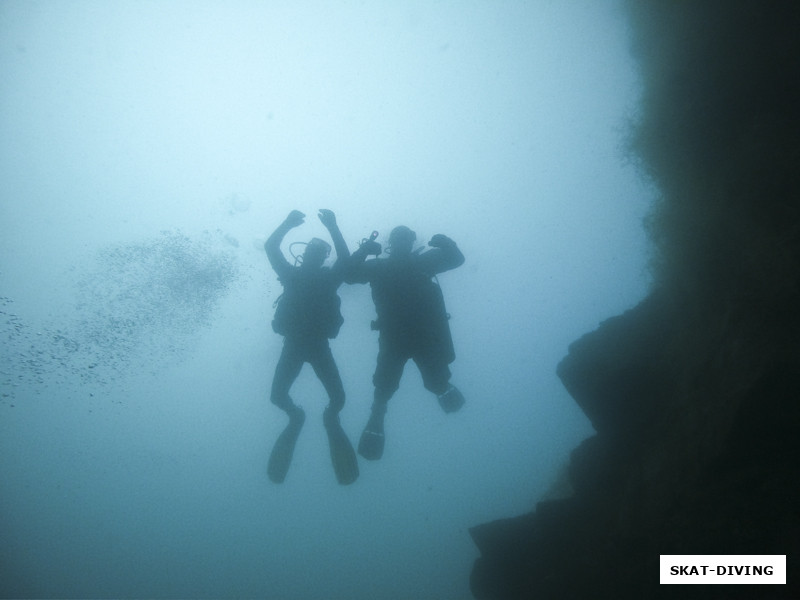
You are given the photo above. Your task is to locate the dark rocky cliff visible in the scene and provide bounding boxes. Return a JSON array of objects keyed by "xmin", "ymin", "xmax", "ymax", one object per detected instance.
[{"xmin": 469, "ymin": 2, "xmax": 800, "ymax": 598}]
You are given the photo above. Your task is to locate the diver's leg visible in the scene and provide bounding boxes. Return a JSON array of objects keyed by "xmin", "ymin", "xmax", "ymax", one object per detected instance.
[
  {"xmin": 359, "ymin": 339, "xmax": 405, "ymax": 460},
  {"xmin": 308, "ymin": 341, "xmax": 359, "ymax": 484},
  {"xmin": 372, "ymin": 336, "xmax": 405, "ymax": 407},
  {"xmin": 267, "ymin": 339, "xmax": 307, "ymax": 483},
  {"xmin": 361, "ymin": 388, "xmax": 393, "ymax": 440},
  {"xmin": 415, "ymin": 352, "xmax": 464, "ymax": 414},
  {"xmin": 309, "ymin": 340, "xmax": 346, "ymax": 414},
  {"xmin": 270, "ymin": 340, "xmax": 305, "ymax": 417}
]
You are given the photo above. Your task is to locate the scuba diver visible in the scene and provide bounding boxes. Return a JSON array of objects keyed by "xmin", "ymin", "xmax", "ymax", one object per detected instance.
[
  {"xmin": 347, "ymin": 225, "xmax": 466, "ymax": 460},
  {"xmin": 264, "ymin": 209, "xmax": 358, "ymax": 485}
]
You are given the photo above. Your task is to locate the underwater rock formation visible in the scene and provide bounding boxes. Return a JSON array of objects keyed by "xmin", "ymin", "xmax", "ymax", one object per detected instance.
[{"xmin": 469, "ymin": 1, "xmax": 800, "ymax": 598}]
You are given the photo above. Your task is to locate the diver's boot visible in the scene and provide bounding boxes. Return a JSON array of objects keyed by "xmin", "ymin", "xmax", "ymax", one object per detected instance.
[
  {"xmin": 358, "ymin": 402, "xmax": 386, "ymax": 461},
  {"xmin": 437, "ymin": 384, "xmax": 465, "ymax": 413}
]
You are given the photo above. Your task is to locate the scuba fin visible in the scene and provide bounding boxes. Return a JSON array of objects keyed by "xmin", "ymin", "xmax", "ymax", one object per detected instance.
[
  {"xmin": 323, "ymin": 408, "xmax": 359, "ymax": 485},
  {"xmin": 267, "ymin": 407, "xmax": 306, "ymax": 483},
  {"xmin": 358, "ymin": 429, "xmax": 385, "ymax": 461}
]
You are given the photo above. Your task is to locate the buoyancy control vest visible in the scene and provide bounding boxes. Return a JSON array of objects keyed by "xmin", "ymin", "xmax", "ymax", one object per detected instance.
[
  {"xmin": 370, "ymin": 260, "xmax": 455, "ymax": 362},
  {"xmin": 272, "ymin": 267, "xmax": 344, "ymax": 339}
]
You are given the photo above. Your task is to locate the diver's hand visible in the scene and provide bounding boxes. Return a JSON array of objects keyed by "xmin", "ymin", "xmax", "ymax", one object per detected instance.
[
  {"xmin": 360, "ymin": 240, "xmax": 382, "ymax": 256},
  {"xmin": 284, "ymin": 210, "xmax": 305, "ymax": 228},
  {"xmin": 428, "ymin": 234, "xmax": 455, "ymax": 248},
  {"xmin": 318, "ymin": 209, "xmax": 337, "ymax": 229}
]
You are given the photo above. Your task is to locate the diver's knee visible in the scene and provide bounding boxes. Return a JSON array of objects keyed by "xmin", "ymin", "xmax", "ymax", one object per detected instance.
[
  {"xmin": 270, "ymin": 390, "xmax": 292, "ymax": 410},
  {"xmin": 327, "ymin": 393, "xmax": 345, "ymax": 413}
]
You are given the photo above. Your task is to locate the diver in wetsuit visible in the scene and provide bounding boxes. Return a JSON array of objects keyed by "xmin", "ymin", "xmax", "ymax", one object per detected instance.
[
  {"xmin": 347, "ymin": 225, "xmax": 466, "ymax": 460},
  {"xmin": 265, "ymin": 209, "xmax": 358, "ymax": 484}
]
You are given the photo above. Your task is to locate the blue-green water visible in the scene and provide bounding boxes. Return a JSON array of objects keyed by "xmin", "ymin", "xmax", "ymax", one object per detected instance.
[{"xmin": 0, "ymin": 2, "xmax": 651, "ymax": 598}]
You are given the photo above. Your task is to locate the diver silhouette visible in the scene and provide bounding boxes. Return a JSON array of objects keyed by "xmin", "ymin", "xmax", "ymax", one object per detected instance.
[
  {"xmin": 347, "ymin": 225, "xmax": 466, "ymax": 460},
  {"xmin": 264, "ymin": 209, "xmax": 358, "ymax": 485}
]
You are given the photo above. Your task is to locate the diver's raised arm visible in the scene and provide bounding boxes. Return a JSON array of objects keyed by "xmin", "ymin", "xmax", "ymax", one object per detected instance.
[
  {"xmin": 266, "ymin": 210, "xmax": 305, "ymax": 277},
  {"xmin": 318, "ymin": 209, "xmax": 349, "ymax": 264},
  {"xmin": 420, "ymin": 234, "xmax": 465, "ymax": 274}
]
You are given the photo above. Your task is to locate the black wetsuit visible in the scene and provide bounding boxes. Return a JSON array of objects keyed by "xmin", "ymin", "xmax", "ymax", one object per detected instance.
[
  {"xmin": 266, "ymin": 227, "xmax": 348, "ymax": 413},
  {"xmin": 348, "ymin": 241, "xmax": 464, "ymax": 399}
]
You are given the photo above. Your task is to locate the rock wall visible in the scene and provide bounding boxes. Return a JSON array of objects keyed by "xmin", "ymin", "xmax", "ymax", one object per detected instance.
[{"xmin": 469, "ymin": 2, "xmax": 800, "ymax": 598}]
